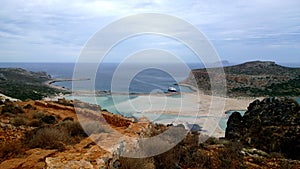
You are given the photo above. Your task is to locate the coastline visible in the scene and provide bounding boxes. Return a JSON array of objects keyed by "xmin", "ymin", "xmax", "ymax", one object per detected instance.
[
  {"xmin": 60, "ymin": 89, "xmax": 255, "ymax": 138},
  {"xmin": 178, "ymin": 82, "xmax": 199, "ymax": 92},
  {"xmin": 45, "ymin": 78, "xmax": 90, "ymax": 92},
  {"xmin": 44, "ymin": 77, "xmax": 268, "ymax": 138}
]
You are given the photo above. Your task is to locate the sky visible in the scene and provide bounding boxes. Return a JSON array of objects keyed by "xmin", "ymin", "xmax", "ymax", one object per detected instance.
[{"xmin": 0, "ymin": 0, "xmax": 300, "ymax": 64}]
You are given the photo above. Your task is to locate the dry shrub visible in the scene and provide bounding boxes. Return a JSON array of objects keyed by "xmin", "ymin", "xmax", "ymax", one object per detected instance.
[
  {"xmin": 27, "ymin": 119, "xmax": 43, "ymax": 127},
  {"xmin": 59, "ymin": 121, "xmax": 87, "ymax": 137},
  {"xmin": 218, "ymin": 142, "xmax": 244, "ymax": 168},
  {"xmin": 33, "ymin": 111, "xmax": 46, "ymax": 119},
  {"xmin": 1, "ymin": 101, "xmax": 25, "ymax": 114},
  {"xmin": 270, "ymin": 152, "xmax": 284, "ymax": 159},
  {"xmin": 11, "ymin": 116, "xmax": 28, "ymax": 127},
  {"xmin": 62, "ymin": 117, "xmax": 74, "ymax": 122},
  {"xmin": 24, "ymin": 121, "xmax": 88, "ymax": 151},
  {"xmin": 204, "ymin": 137, "xmax": 220, "ymax": 145},
  {"xmin": 0, "ymin": 141, "xmax": 25, "ymax": 162},
  {"xmin": 41, "ymin": 114, "xmax": 57, "ymax": 124},
  {"xmin": 119, "ymin": 157, "xmax": 155, "ymax": 169},
  {"xmin": 25, "ymin": 127, "xmax": 69, "ymax": 150}
]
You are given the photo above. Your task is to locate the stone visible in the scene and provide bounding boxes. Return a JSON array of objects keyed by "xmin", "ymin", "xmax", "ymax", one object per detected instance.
[
  {"xmin": 0, "ymin": 149, "xmax": 56, "ymax": 169},
  {"xmin": 46, "ymin": 158, "xmax": 94, "ymax": 169},
  {"xmin": 225, "ymin": 97, "xmax": 300, "ymax": 160}
]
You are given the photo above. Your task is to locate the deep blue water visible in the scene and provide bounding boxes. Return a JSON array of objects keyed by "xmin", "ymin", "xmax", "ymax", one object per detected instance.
[{"xmin": 0, "ymin": 62, "xmax": 202, "ymax": 93}]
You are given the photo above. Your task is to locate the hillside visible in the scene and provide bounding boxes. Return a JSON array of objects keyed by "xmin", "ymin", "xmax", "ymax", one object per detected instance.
[
  {"xmin": 183, "ymin": 61, "xmax": 300, "ymax": 97},
  {"xmin": 0, "ymin": 98, "xmax": 300, "ymax": 168},
  {"xmin": 0, "ymin": 68, "xmax": 67, "ymax": 100}
]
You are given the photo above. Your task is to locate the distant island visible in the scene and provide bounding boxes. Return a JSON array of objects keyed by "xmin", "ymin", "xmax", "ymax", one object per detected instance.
[{"xmin": 183, "ymin": 61, "xmax": 300, "ymax": 97}]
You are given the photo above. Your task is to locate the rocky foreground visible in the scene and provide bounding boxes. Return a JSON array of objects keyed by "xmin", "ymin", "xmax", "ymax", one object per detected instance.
[
  {"xmin": 226, "ymin": 97, "xmax": 300, "ymax": 160},
  {"xmin": 0, "ymin": 97, "xmax": 300, "ymax": 168}
]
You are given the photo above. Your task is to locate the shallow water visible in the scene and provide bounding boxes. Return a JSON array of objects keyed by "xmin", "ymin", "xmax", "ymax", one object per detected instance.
[{"xmin": 67, "ymin": 95, "xmax": 300, "ymax": 132}]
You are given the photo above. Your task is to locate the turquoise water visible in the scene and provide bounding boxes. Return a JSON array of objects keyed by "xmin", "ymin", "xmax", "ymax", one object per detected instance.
[
  {"xmin": 66, "ymin": 95, "xmax": 138, "ymax": 115},
  {"xmin": 69, "ymin": 95, "xmax": 300, "ymax": 132},
  {"xmin": 68, "ymin": 94, "xmax": 208, "ymax": 123}
]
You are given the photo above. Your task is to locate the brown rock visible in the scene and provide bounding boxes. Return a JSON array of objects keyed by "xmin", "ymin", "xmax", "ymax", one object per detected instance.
[
  {"xmin": 0, "ymin": 149, "xmax": 56, "ymax": 169},
  {"xmin": 0, "ymin": 158, "xmax": 25, "ymax": 169}
]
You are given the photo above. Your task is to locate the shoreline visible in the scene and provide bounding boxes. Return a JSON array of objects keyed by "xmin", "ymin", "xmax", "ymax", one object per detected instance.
[
  {"xmin": 58, "ymin": 90, "xmax": 256, "ymax": 138},
  {"xmin": 45, "ymin": 78, "xmax": 90, "ymax": 92}
]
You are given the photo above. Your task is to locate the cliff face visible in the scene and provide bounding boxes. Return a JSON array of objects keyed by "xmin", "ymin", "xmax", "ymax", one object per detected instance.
[
  {"xmin": 184, "ymin": 61, "xmax": 300, "ymax": 96},
  {"xmin": 226, "ymin": 97, "xmax": 300, "ymax": 160}
]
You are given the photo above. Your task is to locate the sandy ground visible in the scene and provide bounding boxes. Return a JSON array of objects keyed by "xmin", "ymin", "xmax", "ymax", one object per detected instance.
[
  {"xmin": 46, "ymin": 80, "xmax": 259, "ymax": 138},
  {"xmin": 99, "ymin": 91, "xmax": 259, "ymax": 138}
]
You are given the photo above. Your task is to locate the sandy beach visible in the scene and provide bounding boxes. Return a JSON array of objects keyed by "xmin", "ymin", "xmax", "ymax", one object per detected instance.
[
  {"xmin": 109, "ymin": 91, "xmax": 257, "ymax": 138},
  {"xmin": 45, "ymin": 76, "xmax": 259, "ymax": 138},
  {"xmin": 64, "ymin": 88, "xmax": 258, "ymax": 138}
]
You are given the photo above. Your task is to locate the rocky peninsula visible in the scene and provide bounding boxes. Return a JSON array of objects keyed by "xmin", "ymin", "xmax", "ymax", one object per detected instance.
[{"xmin": 183, "ymin": 61, "xmax": 300, "ymax": 97}]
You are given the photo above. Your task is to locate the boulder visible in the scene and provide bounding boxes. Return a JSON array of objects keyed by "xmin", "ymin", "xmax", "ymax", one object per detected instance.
[{"xmin": 225, "ymin": 97, "xmax": 300, "ymax": 160}]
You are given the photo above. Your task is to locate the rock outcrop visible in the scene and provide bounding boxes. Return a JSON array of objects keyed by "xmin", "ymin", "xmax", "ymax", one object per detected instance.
[
  {"xmin": 0, "ymin": 149, "xmax": 56, "ymax": 169},
  {"xmin": 225, "ymin": 97, "xmax": 300, "ymax": 160}
]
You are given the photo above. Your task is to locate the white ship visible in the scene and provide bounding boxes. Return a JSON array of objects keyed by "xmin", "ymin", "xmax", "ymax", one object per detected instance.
[{"xmin": 168, "ymin": 87, "xmax": 177, "ymax": 92}]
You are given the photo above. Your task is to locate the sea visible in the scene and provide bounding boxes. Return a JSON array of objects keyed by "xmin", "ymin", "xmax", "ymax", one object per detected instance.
[
  {"xmin": 1, "ymin": 62, "xmax": 299, "ymax": 132},
  {"xmin": 0, "ymin": 62, "xmax": 200, "ymax": 93}
]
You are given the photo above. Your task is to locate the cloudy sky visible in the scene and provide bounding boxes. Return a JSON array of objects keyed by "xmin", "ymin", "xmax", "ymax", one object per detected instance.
[{"xmin": 0, "ymin": 0, "xmax": 299, "ymax": 64}]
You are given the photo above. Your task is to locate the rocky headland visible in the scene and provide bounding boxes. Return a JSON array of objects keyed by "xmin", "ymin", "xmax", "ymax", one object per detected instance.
[
  {"xmin": 0, "ymin": 68, "xmax": 69, "ymax": 101},
  {"xmin": 183, "ymin": 61, "xmax": 300, "ymax": 97}
]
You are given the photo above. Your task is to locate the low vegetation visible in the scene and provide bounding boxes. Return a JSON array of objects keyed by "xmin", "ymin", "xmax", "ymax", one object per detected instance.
[
  {"xmin": 0, "ymin": 68, "xmax": 69, "ymax": 100},
  {"xmin": 118, "ymin": 131, "xmax": 245, "ymax": 169}
]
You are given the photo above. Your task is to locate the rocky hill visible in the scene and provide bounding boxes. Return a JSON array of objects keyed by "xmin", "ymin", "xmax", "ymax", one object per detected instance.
[
  {"xmin": 226, "ymin": 97, "xmax": 300, "ymax": 160},
  {"xmin": 0, "ymin": 68, "xmax": 67, "ymax": 100},
  {"xmin": 0, "ymin": 98, "xmax": 300, "ymax": 168},
  {"xmin": 183, "ymin": 61, "xmax": 300, "ymax": 97}
]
